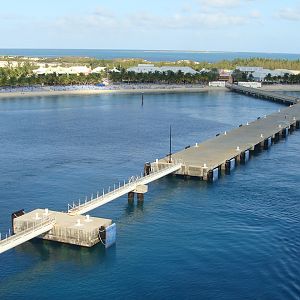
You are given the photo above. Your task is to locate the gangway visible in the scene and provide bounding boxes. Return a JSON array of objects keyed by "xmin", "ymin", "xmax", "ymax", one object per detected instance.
[
  {"xmin": 68, "ymin": 163, "xmax": 182, "ymax": 215},
  {"xmin": 0, "ymin": 217, "xmax": 55, "ymax": 254}
]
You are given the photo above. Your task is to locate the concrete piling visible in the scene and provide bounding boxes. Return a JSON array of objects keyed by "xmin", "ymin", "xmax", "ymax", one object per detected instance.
[
  {"xmin": 128, "ymin": 192, "xmax": 135, "ymax": 205},
  {"xmin": 137, "ymin": 193, "xmax": 144, "ymax": 203}
]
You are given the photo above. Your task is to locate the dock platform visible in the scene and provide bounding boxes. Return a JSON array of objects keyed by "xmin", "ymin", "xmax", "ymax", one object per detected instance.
[
  {"xmin": 13, "ymin": 209, "xmax": 112, "ymax": 247},
  {"xmin": 153, "ymin": 103, "xmax": 300, "ymax": 180}
]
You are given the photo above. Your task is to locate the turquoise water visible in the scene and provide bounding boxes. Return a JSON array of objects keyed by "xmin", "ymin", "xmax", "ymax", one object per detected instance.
[
  {"xmin": 0, "ymin": 91, "xmax": 299, "ymax": 299},
  {"xmin": 0, "ymin": 49, "xmax": 299, "ymax": 62}
]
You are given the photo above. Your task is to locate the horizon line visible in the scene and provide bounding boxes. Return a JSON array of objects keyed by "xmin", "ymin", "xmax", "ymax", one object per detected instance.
[{"xmin": 0, "ymin": 48, "xmax": 299, "ymax": 56}]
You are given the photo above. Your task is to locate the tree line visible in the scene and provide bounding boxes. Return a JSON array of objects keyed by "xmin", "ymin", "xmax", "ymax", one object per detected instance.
[
  {"xmin": 109, "ymin": 69, "xmax": 219, "ymax": 84},
  {"xmin": 0, "ymin": 65, "xmax": 103, "ymax": 87},
  {"xmin": 231, "ymin": 69, "xmax": 300, "ymax": 84}
]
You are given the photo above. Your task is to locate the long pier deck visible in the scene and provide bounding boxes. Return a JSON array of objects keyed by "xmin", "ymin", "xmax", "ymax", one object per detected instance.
[
  {"xmin": 227, "ymin": 83, "xmax": 300, "ymax": 105},
  {"xmin": 154, "ymin": 92, "xmax": 300, "ymax": 181}
]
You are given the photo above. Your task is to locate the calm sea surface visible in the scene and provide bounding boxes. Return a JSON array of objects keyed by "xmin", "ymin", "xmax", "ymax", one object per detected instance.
[
  {"xmin": 0, "ymin": 49, "xmax": 300, "ymax": 62},
  {"xmin": 0, "ymin": 91, "xmax": 299, "ymax": 299}
]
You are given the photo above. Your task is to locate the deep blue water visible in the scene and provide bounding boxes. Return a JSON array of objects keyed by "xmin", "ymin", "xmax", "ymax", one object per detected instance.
[
  {"xmin": 0, "ymin": 49, "xmax": 300, "ymax": 62},
  {"xmin": 0, "ymin": 91, "xmax": 299, "ymax": 299}
]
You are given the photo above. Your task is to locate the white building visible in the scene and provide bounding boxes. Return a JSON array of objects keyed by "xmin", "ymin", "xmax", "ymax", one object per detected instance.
[
  {"xmin": 127, "ymin": 64, "xmax": 160, "ymax": 73},
  {"xmin": 236, "ymin": 66, "xmax": 263, "ymax": 73},
  {"xmin": 238, "ymin": 82, "xmax": 262, "ymax": 88},
  {"xmin": 252, "ymin": 69, "xmax": 293, "ymax": 81},
  {"xmin": 127, "ymin": 64, "xmax": 198, "ymax": 74},
  {"xmin": 236, "ymin": 66, "xmax": 296, "ymax": 81},
  {"xmin": 109, "ymin": 67, "xmax": 121, "ymax": 73},
  {"xmin": 209, "ymin": 81, "xmax": 226, "ymax": 87},
  {"xmin": 91, "ymin": 67, "xmax": 107, "ymax": 73},
  {"xmin": 33, "ymin": 66, "xmax": 91, "ymax": 75}
]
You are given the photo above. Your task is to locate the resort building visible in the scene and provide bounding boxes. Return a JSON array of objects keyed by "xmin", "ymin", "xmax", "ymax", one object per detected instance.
[
  {"xmin": 236, "ymin": 66, "xmax": 263, "ymax": 73},
  {"xmin": 235, "ymin": 66, "xmax": 297, "ymax": 81},
  {"xmin": 109, "ymin": 67, "xmax": 121, "ymax": 73},
  {"xmin": 209, "ymin": 81, "xmax": 226, "ymax": 87},
  {"xmin": 127, "ymin": 64, "xmax": 198, "ymax": 74},
  {"xmin": 33, "ymin": 66, "xmax": 91, "ymax": 75},
  {"xmin": 91, "ymin": 67, "xmax": 107, "ymax": 73},
  {"xmin": 238, "ymin": 82, "xmax": 262, "ymax": 88},
  {"xmin": 218, "ymin": 69, "xmax": 232, "ymax": 81}
]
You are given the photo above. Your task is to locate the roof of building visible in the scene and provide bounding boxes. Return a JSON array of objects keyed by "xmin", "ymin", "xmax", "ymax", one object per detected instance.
[
  {"xmin": 236, "ymin": 66, "xmax": 263, "ymax": 72},
  {"xmin": 33, "ymin": 66, "xmax": 91, "ymax": 75},
  {"xmin": 127, "ymin": 65, "xmax": 198, "ymax": 74},
  {"xmin": 91, "ymin": 66, "xmax": 107, "ymax": 73}
]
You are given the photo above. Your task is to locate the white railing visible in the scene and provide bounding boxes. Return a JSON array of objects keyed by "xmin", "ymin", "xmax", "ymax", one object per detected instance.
[
  {"xmin": 227, "ymin": 84, "xmax": 300, "ymax": 104},
  {"xmin": 68, "ymin": 163, "xmax": 182, "ymax": 215},
  {"xmin": 0, "ymin": 216, "xmax": 56, "ymax": 254}
]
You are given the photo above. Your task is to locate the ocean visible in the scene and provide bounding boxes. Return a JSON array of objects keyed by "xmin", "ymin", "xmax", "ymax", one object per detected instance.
[
  {"xmin": 0, "ymin": 90, "xmax": 299, "ymax": 299},
  {"xmin": 0, "ymin": 49, "xmax": 300, "ymax": 62}
]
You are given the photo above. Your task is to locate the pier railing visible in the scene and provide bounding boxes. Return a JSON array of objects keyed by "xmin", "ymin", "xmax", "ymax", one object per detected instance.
[
  {"xmin": 0, "ymin": 216, "xmax": 56, "ymax": 254},
  {"xmin": 68, "ymin": 163, "xmax": 182, "ymax": 215},
  {"xmin": 226, "ymin": 83, "xmax": 300, "ymax": 105}
]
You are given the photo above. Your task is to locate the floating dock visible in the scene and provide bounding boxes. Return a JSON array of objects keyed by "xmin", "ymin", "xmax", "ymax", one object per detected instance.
[{"xmin": 13, "ymin": 209, "xmax": 112, "ymax": 248}]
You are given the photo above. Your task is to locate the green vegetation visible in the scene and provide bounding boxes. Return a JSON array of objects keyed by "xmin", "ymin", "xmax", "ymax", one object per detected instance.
[
  {"xmin": 263, "ymin": 73, "xmax": 300, "ymax": 84},
  {"xmin": 1, "ymin": 56, "xmax": 300, "ymax": 87},
  {"xmin": 110, "ymin": 69, "xmax": 218, "ymax": 84},
  {"xmin": 0, "ymin": 64, "xmax": 103, "ymax": 86}
]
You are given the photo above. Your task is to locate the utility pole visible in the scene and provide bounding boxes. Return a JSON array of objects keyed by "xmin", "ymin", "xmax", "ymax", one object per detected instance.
[{"xmin": 169, "ymin": 125, "xmax": 172, "ymax": 163}]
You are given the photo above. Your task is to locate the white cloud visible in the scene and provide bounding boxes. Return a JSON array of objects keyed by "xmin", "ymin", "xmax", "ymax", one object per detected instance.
[
  {"xmin": 54, "ymin": 7, "xmax": 249, "ymax": 32},
  {"xmin": 197, "ymin": 0, "xmax": 241, "ymax": 8},
  {"xmin": 278, "ymin": 8, "xmax": 300, "ymax": 21},
  {"xmin": 196, "ymin": 0, "xmax": 256, "ymax": 9},
  {"xmin": 249, "ymin": 10, "xmax": 261, "ymax": 19}
]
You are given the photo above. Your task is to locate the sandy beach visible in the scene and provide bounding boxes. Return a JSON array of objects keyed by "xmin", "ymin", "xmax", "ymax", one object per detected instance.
[
  {"xmin": 0, "ymin": 86, "xmax": 227, "ymax": 98},
  {"xmin": 0, "ymin": 84, "xmax": 299, "ymax": 99}
]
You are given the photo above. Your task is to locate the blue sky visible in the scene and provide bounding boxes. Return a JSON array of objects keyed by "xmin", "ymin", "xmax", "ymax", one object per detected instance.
[{"xmin": 1, "ymin": 0, "xmax": 300, "ymax": 53}]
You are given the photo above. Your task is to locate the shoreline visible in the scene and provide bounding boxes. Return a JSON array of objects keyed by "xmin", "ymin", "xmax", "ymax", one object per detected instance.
[
  {"xmin": 0, "ymin": 86, "xmax": 227, "ymax": 98},
  {"xmin": 0, "ymin": 84, "xmax": 300, "ymax": 99}
]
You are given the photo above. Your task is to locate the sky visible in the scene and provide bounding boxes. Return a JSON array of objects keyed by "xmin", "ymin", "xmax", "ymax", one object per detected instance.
[{"xmin": 1, "ymin": 0, "xmax": 300, "ymax": 53}]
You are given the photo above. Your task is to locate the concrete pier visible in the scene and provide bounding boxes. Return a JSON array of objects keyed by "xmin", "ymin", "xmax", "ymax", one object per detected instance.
[
  {"xmin": 13, "ymin": 209, "xmax": 112, "ymax": 247},
  {"xmin": 1, "ymin": 85, "xmax": 300, "ymax": 255},
  {"xmin": 227, "ymin": 83, "xmax": 299, "ymax": 105},
  {"xmin": 152, "ymin": 102, "xmax": 300, "ymax": 181}
]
